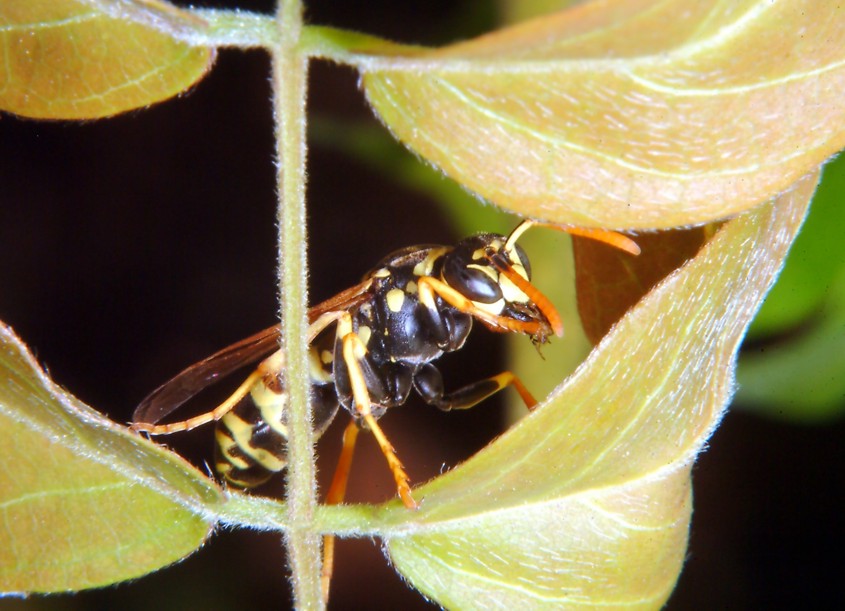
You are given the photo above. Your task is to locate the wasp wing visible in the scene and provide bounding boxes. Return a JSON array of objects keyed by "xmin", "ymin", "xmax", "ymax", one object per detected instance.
[
  {"xmin": 133, "ymin": 326, "xmax": 281, "ymax": 425},
  {"xmin": 306, "ymin": 278, "xmax": 374, "ymax": 323},
  {"xmin": 132, "ymin": 278, "xmax": 375, "ymax": 426}
]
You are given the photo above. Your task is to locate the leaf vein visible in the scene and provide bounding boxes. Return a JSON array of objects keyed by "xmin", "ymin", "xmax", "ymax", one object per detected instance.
[
  {"xmin": 0, "ymin": 481, "xmax": 131, "ymax": 511},
  {"xmin": 428, "ymin": 76, "xmax": 769, "ymax": 179},
  {"xmin": 0, "ymin": 11, "xmax": 99, "ymax": 34}
]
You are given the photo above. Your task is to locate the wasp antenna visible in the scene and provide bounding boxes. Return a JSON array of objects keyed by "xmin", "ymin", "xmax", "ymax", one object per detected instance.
[
  {"xmin": 562, "ymin": 226, "xmax": 641, "ymax": 256},
  {"xmin": 506, "ymin": 220, "xmax": 639, "ymax": 256},
  {"xmin": 504, "ymin": 219, "xmax": 537, "ymax": 252},
  {"xmin": 520, "ymin": 221, "xmax": 641, "ymax": 256},
  {"xmin": 492, "ymin": 263, "xmax": 564, "ymax": 338}
]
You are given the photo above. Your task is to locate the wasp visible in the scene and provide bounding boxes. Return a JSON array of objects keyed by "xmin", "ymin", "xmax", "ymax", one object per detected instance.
[{"xmin": 132, "ymin": 220, "xmax": 638, "ymax": 510}]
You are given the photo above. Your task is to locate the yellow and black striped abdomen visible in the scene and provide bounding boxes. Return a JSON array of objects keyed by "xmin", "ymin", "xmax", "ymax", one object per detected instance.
[{"xmin": 214, "ymin": 348, "xmax": 339, "ymax": 488}]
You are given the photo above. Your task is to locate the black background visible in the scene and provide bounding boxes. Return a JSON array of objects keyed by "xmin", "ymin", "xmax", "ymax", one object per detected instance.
[{"xmin": 1, "ymin": 2, "xmax": 842, "ymax": 609}]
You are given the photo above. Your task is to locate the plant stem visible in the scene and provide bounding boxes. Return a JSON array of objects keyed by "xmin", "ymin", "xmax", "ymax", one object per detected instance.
[{"xmin": 272, "ymin": 1, "xmax": 322, "ymax": 609}]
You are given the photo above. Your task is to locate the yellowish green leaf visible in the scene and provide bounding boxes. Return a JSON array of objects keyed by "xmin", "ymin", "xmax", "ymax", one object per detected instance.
[
  {"xmin": 0, "ymin": 322, "xmax": 221, "ymax": 593},
  {"xmin": 357, "ymin": 1, "xmax": 844, "ymax": 228},
  {"xmin": 0, "ymin": 0, "xmax": 213, "ymax": 119},
  {"xmin": 362, "ymin": 173, "xmax": 817, "ymax": 608}
]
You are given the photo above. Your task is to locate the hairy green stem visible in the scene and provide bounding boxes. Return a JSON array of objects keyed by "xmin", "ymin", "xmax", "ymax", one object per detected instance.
[{"xmin": 272, "ymin": 1, "xmax": 322, "ymax": 609}]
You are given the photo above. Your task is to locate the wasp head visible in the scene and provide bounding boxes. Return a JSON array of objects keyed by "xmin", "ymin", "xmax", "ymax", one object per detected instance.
[{"xmin": 440, "ymin": 223, "xmax": 563, "ymax": 341}]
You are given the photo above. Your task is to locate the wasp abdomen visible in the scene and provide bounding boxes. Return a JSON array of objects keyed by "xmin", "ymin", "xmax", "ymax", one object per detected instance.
[{"xmin": 215, "ymin": 358, "xmax": 340, "ymax": 488}]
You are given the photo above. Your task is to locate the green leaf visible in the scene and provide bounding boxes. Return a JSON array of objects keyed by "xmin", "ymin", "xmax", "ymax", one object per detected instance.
[
  {"xmin": 359, "ymin": 173, "xmax": 817, "ymax": 608},
  {"xmin": 0, "ymin": 0, "xmax": 214, "ymax": 119},
  {"xmin": 353, "ymin": 1, "xmax": 845, "ymax": 228},
  {"xmin": 0, "ymin": 322, "xmax": 221, "ymax": 593}
]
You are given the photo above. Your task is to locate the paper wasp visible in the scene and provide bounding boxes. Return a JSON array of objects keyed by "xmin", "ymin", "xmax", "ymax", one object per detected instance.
[
  {"xmin": 131, "ymin": 219, "xmax": 638, "ymax": 600},
  {"xmin": 132, "ymin": 220, "xmax": 638, "ymax": 509}
]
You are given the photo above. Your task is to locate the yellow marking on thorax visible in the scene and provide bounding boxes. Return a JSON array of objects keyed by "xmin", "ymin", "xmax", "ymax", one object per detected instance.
[
  {"xmin": 337, "ymin": 312, "xmax": 354, "ymax": 338},
  {"xmin": 372, "ymin": 267, "xmax": 391, "ymax": 278},
  {"xmin": 357, "ymin": 324, "xmax": 372, "ymax": 346},
  {"xmin": 413, "ymin": 247, "xmax": 448, "ymax": 277},
  {"xmin": 386, "ymin": 288, "xmax": 405, "ymax": 313},
  {"xmin": 310, "ymin": 347, "xmax": 333, "ymax": 383},
  {"xmin": 405, "ymin": 280, "xmax": 418, "ymax": 294}
]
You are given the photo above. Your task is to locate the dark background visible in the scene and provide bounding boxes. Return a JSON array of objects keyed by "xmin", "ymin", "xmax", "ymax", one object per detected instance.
[{"xmin": 1, "ymin": 1, "xmax": 842, "ymax": 609}]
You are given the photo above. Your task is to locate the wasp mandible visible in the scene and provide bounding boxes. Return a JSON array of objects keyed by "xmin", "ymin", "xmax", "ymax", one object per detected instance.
[{"xmin": 132, "ymin": 220, "xmax": 639, "ymax": 510}]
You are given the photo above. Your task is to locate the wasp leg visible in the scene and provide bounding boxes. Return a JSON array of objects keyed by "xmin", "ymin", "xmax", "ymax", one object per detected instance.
[
  {"xmin": 414, "ymin": 362, "xmax": 539, "ymax": 411},
  {"xmin": 307, "ymin": 310, "xmax": 346, "ymax": 342},
  {"xmin": 321, "ymin": 419, "xmax": 360, "ymax": 604},
  {"xmin": 132, "ymin": 367, "xmax": 269, "ymax": 435},
  {"xmin": 134, "ymin": 313, "xmax": 346, "ymax": 436},
  {"xmin": 417, "ymin": 275, "xmax": 563, "ymax": 338},
  {"xmin": 338, "ymin": 314, "xmax": 417, "ymax": 509}
]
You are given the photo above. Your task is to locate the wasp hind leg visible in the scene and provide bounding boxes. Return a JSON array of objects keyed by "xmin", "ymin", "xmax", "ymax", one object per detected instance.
[
  {"xmin": 320, "ymin": 419, "xmax": 360, "ymax": 604},
  {"xmin": 414, "ymin": 362, "xmax": 540, "ymax": 411},
  {"xmin": 132, "ymin": 368, "xmax": 268, "ymax": 435}
]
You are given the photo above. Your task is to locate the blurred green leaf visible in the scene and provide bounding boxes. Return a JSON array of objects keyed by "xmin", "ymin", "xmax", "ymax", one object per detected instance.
[
  {"xmin": 737, "ymin": 266, "xmax": 845, "ymax": 423},
  {"xmin": 0, "ymin": 0, "xmax": 214, "ymax": 119},
  {"xmin": 747, "ymin": 154, "xmax": 845, "ymax": 338},
  {"xmin": 734, "ymin": 155, "xmax": 845, "ymax": 422},
  {"xmin": 0, "ymin": 323, "xmax": 220, "ymax": 593},
  {"xmin": 309, "ymin": 117, "xmax": 510, "ymax": 236},
  {"xmin": 497, "ymin": 0, "xmax": 586, "ymax": 25}
]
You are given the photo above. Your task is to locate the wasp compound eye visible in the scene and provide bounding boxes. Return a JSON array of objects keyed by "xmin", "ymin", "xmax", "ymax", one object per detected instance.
[
  {"xmin": 511, "ymin": 243, "xmax": 531, "ymax": 280},
  {"xmin": 443, "ymin": 256, "xmax": 503, "ymax": 304}
]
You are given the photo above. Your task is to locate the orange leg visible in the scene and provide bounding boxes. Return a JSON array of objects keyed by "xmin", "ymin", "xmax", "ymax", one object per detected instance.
[
  {"xmin": 338, "ymin": 316, "xmax": 417, "ymax": 510},
  {"xmin": 321, "ymin": 420, "xmax": 360, "ymax": 604},
  {"xmin": 440, "ymin": 370, "xmax": 539, "ymax": 411},
  {"xmin": 132, "ymin": 367, "xmax": 267, "ymax": 434},
  {"xmin": 419, "ymin": 366, "xmax": 540, "ymax": 414},
  {"xmin": 503, "ymin": 372, "xmax": 538, "ymax": 410},
  {"xmin": 133, "ymin": 311, "xmax": 346, "ymax": 435}
]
